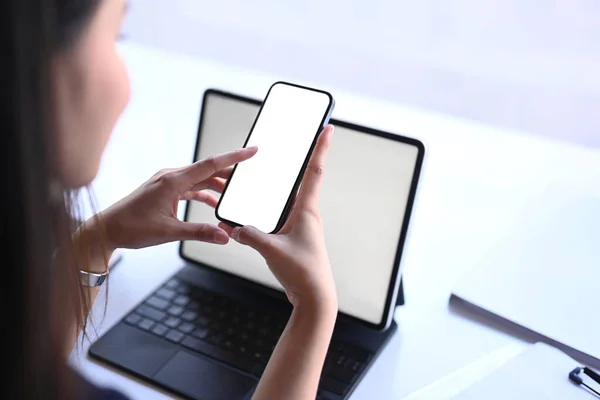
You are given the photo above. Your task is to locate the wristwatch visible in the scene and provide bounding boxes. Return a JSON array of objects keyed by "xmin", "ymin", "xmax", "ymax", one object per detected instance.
[{"xmin": 80, "ymin": 270, "xmax": 108, "ymax": 287}]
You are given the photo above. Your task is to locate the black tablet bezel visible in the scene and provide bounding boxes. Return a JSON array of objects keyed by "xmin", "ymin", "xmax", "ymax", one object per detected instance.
[{"xmin": 181, "ymin": 88, "xmax": 425, "ymax": 331}]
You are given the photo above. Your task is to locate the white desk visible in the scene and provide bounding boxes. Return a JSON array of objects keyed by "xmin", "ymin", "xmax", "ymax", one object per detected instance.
[{"xmin": 71, "ymin": 42, "xmax": 600, "ymax": 399}]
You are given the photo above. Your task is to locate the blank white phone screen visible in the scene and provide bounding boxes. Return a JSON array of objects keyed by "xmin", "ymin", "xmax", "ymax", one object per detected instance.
[{"xmin": 217, "ymin": 83, "xmax": 332, "ymax": 233}]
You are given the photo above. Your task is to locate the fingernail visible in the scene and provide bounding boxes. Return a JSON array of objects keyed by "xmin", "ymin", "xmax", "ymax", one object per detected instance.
[
  {"xmin": 246, "ymin": 145, "xmax": 258, "ymax": 151},
  {"xmin": 213, "ymin": 231, "xmax": 229, "ymax": 244}
]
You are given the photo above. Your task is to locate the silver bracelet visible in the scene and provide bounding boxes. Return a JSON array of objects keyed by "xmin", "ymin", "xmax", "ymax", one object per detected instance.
[{"xmin": 80, "ymin": 270, "xmax": 108, "ymax": 287}]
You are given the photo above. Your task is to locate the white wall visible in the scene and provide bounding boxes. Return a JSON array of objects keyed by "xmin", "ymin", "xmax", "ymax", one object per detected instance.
[{"xmin": 122, "ymin": 0, "xmax": 600, "ymax": 146}]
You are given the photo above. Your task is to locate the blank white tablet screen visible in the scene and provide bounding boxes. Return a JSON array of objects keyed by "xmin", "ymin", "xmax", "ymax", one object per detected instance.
[{"xmin": 183, "ymin": 93, "xmax": 420, "ymax": 326}]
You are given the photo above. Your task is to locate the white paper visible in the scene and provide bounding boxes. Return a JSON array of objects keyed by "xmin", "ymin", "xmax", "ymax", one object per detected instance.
[{"xmin": 452, "ymin": 343, "xmax": 597, "ymax": 399}]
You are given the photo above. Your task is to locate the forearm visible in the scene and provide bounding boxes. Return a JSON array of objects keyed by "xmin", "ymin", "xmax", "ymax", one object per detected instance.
[
  {"xmin": 253, "ymin": 300, "xmax": 337, "ymax": 400},
  {"xmin": 69, "ymin": 216, "xmax": 115, "ymax": 349}
]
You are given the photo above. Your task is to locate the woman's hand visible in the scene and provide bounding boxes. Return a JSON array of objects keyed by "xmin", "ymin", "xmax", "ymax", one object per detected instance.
[
  {"xmin": 221, "ymin": 125, "xmax": 337, "ymax": 400},
  {"xmin": 97, "ymin": 146, "xmax": 258, "ymax": 252},
  {"xmin": 220, "ymin": 125, "xmax": 337, "ymax": 312}
]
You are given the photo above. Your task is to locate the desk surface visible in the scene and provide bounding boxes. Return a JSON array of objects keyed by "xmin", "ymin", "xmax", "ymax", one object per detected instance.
[{"xmin": 70, "ymin": 42, "xmax": 600, "ymax": 399}]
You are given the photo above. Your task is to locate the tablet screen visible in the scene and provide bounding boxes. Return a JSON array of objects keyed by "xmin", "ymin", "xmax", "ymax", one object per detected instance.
[{"xmin": 182, "ymin": 92, "xmax": 422, "ymax": 327}]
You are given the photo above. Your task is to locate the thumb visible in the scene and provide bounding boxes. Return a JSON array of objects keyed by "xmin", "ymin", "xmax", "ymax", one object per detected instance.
[
  {"xmin": 231, "ymin": 225, "xmax": 275, "ymax": 256},
  {"xmin": 172, "ymin": 222, "xmax": 230, "ymax": 245}
]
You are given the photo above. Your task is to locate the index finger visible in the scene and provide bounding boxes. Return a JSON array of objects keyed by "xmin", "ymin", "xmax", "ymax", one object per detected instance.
[
  {"xmin": 294, "ymin": 125, "xmax": 334, "ymax": 212},
  {"xmin": 180, "ymin": 146, "xmax": 258, "ymax": 189}
]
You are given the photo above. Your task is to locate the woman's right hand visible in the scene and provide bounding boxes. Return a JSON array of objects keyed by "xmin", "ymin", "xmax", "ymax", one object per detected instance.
[{"xmin": 219, "ymin": 125, "xmax": 337, "ymax": 312}]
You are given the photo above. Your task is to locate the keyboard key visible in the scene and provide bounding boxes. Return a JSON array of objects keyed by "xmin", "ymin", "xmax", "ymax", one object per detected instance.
[
  {"xmin": 216, "ymin": 310, "xmax": 228, "ymax": 320},
  {"xmin": 192, "ymin": 328, "xmax": 209, "ymax": 340},
  {"xmin": 325, "ymin": 351, "xmax": 341, "ymax": 364},
  {"xmin": 165, "ymin": 279, "xmax": 179, "ymax": 289},
  {"xmin": 258, "ymin": 327, "xmax": 269, "ymax": 336},
  {"xmin": 151, "ymin": 324, "xmax": 169, "ymax": 337},
  {"xmin": 145, "ymin": 296, "xmax": 169, "ymax": 311},
  {"xmin": 335, "ymin": 342, "xmax": 347, "ymax": 353},
  {"xmin": 196, "ymin": 316, "xmax": 209, "ymax": 327},
  {"xmin": 214, "ymin": 296, "xmax": 230, "ymax": 308},
  {"xmin": 329, "ymin": 367, "xmax": 355, "ymax": 384},
  {"xmin": 164, "ymin": 316, "xmax": 181, "ymax": 329},
  {"xmin": 178, "ymin": 322, "xmax": 195, "ymax": 334},
  {"xmin": 175, "ymin": 284, "xmax": 191, "ymax": 294},
  {"xmin": 335, "ymin": 355, "xmax": 347, "ymax": 366},
  {"xmin": 135, "ymin": 305, "xmax": 166, "ymax": 321},
  {"xmin": 204, "ymin": 294, "xmax": 215, "ymax": 304},
  {"xmin": 316, "ymin": 393, "xmax": 332, "ymax": 400},
  {"xmin": 232, "ymin": 305, "xmax": 243, "ymax": 314},
  {"xmin": 137, "ymin": 318, "xmax": 155, "ymax": 331},
  {"xmin": 165, "ymin": 330, "xmax": 185, "ymax": 343},
  {"xmin": 320, "ymin": 377, "xmax": 348, "ymax": 396},
  {"xmin": 252, "ymin": 351, "xmax": 269, "ymax": 363},
  {"xmin": 173, "ymin": 295, "xmax": 190, "ymax": 307},
  {"xmin": 347, "ymin": 347, "xmax": 370, "ymax": 363},
  {"xmin": 167, "ymin": 305, "xmax": 184, "ymax": 316},
  {"xmin": 181, "ymin": 336, "xmax": 256, "ymax": 373},
  {"xmin": 180, "ymin": 310, "xmax": 197, "ymax": 322},
  {"xmin": 124, "ymin": 314, "xmax": 141, "ymax": 326},
  {"xmin": 156, "ymin": 288, "xmax": 177, "ymax": 301},
  {"xmin": 226, "ymin": 327, "xmax": 238, "ymax": 337},
  {"xmin": 186, "ymin": 300, "xmax": 201, "ymax": 311},
  {"xmin": 254, "ymin": 338, "xmax": 266, "ymax": 350},
  {"xmin": 351, "ymin": 360, "xmax": 362, "ymax": 372},
  {"xmin": 223, "ymin": 339, "xmax": 235, "ymax": 350},
  {"xmin": 207, "ymin": 334, "xmax": 224, "ymax": 346},
  {"xmin": 209, "ymin": 321, "xmax": 222, "ymax": 331}
]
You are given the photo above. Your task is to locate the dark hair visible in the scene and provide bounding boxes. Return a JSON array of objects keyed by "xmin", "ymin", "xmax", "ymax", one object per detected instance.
[{"xmin": 1, "ymin": 0, "xmax": 102, "ymax": 398}]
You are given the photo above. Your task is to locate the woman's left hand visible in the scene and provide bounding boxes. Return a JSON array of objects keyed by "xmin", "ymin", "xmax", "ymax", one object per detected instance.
[{"xmin": 94, "ymin": 146, "xmax": 257, "ymax": 252}]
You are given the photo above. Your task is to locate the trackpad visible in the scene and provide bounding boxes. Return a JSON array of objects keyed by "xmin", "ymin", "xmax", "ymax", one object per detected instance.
[{"xmin": 154, "ymin": 351, "xmax": 256, "ymax": 400}]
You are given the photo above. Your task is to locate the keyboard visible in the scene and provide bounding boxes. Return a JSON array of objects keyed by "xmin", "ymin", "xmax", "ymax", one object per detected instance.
[{"xmin": 124, "ymin": 278, "xmax": 373, "ymax": 399}]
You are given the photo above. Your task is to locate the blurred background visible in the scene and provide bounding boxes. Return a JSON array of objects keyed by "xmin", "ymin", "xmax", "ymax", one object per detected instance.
[{"xmin": 121, "ymin": 0, "xmax": 599, "ymax": 148}]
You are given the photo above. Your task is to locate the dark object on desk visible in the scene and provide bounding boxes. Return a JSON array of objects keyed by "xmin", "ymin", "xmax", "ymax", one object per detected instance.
[
  {"xmin": 569, "ymin": 366, "xmax": 600, "ymax": 397},
  {"xmin": 89, "ymin": 89, "xmax": 424, "ymax": 400}
]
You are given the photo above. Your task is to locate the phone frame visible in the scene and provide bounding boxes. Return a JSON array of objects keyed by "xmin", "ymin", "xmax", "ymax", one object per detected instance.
[{"xmin": 214, "ymin": 81, "xmax": 335, "ymax": 234}]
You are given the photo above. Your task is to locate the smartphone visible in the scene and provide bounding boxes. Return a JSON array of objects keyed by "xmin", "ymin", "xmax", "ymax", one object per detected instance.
[{"xmin": 215, "ymin": 81, "xmax": 335, "ymax": 234}]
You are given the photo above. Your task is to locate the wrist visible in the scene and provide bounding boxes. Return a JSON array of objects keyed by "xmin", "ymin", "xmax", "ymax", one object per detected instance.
[
  {"xmin": 84, "ymin": 213, "xmax": 119, "ymax": 252},
  {"xmin": 291, "ymin": 291, "xmax": 338, "ymax": 323},
  {"xmin": 73, "ymin": 215, "xmax": 116, "ymax": 273}
]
